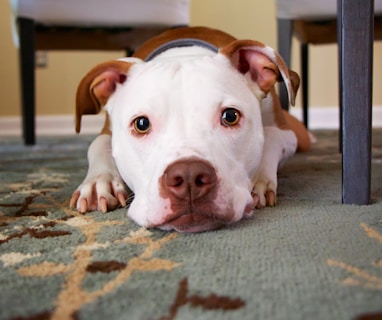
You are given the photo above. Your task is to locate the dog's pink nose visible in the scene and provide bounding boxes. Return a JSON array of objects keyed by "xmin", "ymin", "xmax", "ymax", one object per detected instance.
[{"xmin": 163, "ymin": 159, "xmax": 217, "ymax": 200}]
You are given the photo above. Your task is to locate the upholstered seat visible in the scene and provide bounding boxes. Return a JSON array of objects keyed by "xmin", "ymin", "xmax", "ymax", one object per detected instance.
[{"xmin": 10, "ymin": 0, "xmax": 189, "ymax": 27}]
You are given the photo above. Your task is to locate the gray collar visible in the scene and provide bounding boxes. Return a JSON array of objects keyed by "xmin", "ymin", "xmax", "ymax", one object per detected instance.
[{"xmin": 144, "ymin": 38, "xmax": 218, "ymax": 62}]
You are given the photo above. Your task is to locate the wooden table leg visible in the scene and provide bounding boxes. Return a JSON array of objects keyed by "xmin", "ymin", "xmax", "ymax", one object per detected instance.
[
  {"xmin": 277, "ymin": 18, "xmax": 292, "ymax": 111},
  {"xmin": 338, "ymin": 0, "xmax": 373, "ymax": 204},
  {"xmin": 18, "ymin": 18, "xmax": 36, "ymax": 145}
]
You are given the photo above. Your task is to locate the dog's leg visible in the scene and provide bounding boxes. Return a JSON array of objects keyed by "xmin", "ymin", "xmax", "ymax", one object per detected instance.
[
  {"xmin": 70, "ymin": 134, "xmax": 129, "ymax": 213},
  {"xmin": 252, "ymin": 127, "xmax": 297, "ymax": 208}
]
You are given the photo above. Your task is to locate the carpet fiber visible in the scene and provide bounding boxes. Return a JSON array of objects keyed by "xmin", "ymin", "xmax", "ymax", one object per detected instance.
[{"xmin": 0, "ymin": 130, "xmax": 382, "ymax": 320}]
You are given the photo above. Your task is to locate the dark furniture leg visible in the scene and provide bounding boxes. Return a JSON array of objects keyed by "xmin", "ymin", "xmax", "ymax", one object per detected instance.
[
  {"xmin": 277, "ymin": 19, "xmax": 292, "ymax": 111},
  {"xmin": 301, "ymin": 43, "xmax": 309, "ymax": 127},
  {"xmin": 18, "ymin": 18, "xmax": 36, "ymax": 145},
  {"xmin": 338, "ymin": 0, "xmax": 373, "ymax": 204}
]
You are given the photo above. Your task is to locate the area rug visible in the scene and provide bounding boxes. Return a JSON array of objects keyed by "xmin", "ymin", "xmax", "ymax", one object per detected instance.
[{"xmin": 0, "ymin": 130, "xmax": 381, "ymax": 320}]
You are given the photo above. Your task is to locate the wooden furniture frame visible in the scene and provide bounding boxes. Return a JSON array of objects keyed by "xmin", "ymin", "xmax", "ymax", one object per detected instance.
[
  {"xmin": 17, "ymin": 19, "xmax": 182, "ymax": 145},
  {"xmin": 278, "ymin": 0, "xmax": 375, "ymax": 205}
]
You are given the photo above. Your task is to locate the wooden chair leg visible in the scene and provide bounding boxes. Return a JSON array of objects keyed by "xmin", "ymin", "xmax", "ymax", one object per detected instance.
[
  {"xmin": 125, "ymin": 49, "xmax": 134, "ymax": 57},
  {"xmin": 338, "ymin": 0, "xmax": 373, "ymax": 205},
  {"xmin": 18, "ymin": 17, "xmax": 36, "ymax": 145},
  {"xmin": 301, "ymin": 43, "xmax": 309, "ymax": 128},
  {"xmin": 277, "ymin": 19, "xmax": 293, "ymax": 111}
]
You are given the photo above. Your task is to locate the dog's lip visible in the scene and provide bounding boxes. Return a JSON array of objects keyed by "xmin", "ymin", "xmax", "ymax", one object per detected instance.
[{"xmin": 160, "ymin": 213, "xmax": 226, "ymax": 233}]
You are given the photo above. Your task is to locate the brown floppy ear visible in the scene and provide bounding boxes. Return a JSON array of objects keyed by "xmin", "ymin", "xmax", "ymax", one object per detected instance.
[
  {"xmin": 220, "ymin": 40, "xmax": 298, "ymax": 106},
  {"xmin": 288, "ymin": 68, "xmax": 300, "ymax": 103},
  {"xmin": 75, "ymin": 60, "xmax": 135, "ymax": 133}
]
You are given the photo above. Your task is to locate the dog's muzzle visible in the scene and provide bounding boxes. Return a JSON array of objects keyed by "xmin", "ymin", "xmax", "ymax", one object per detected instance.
[{"xmin": 157, "ymin": 158, "xmax": 232, "ymax": 232}]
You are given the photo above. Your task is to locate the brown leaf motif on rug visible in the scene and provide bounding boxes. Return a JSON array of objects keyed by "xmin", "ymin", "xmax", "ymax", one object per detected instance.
[
  {"xmin": 0, "ymin": 176, "xmax": 179, "ymax": 319},
  {"xmin": 1, "ymin": 164, "xmax": 247, "ymax": 320},
  {"xmin": 0, "ymin": 170, "xmax": 70, "ymax": 219},
  {"xmin": 158, "ymin": 277, "xmax": 245, "ymax": 320},
  {"xmin": 9, "ymin": 218, "xmax": 179, "ymax": 319}
]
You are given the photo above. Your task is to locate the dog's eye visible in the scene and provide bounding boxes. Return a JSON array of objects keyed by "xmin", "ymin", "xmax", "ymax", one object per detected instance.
[
  {"xmin": 221, "ymin": 108, "xmax": 241, "ymax": 127},
  {"xmin": 133, "ymin": 116, "xmax": 151, "ymax": 134}
]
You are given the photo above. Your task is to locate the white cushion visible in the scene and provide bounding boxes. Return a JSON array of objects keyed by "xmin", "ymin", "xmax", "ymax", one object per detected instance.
[
  {"xmin": 277, "ymin": 0, "xmax": 382, "ymax": 19},
  {"xmin": 10, "ymin": 0, "xmax": 190, "ymax": 26}
]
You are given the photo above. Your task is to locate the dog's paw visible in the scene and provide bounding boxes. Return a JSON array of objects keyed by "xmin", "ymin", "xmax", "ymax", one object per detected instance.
[
  {"xmin": 70, "ymin": 173, "xmax": 129, "ymax": 213},
  {"xmin": 251, "ymin": 179, "xmax": 277, "ymax": 208}
]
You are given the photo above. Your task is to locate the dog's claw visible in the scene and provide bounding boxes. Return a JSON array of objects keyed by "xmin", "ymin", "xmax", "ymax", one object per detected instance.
[
  {"xmin": 266, "ymin": 190, "xmax": 276, "ymax": 207},
  {"xmin": 117, "ymin": 192, "xmax": 127, "ymax": 207},
  {"xmin": 70, "ymin": 191, "xmax": 80, "ymax": 209},
  {"xmin": 71, "ymin": 172, "xmax": 128, "ymax": 213},
  {"xmin": 100, "ymin": 197, "xmax": 108, "ymax": 213},
  {"xmin": 252, "ymin": 194, "xmax": 260, "ymax": 208},
  {"xmin": 252, "ymin": 179, "xmax": 277, "ymax": 208},
  {"xmin": 80, "ymin": 198, "xmax": 88, "ymax": 213}
]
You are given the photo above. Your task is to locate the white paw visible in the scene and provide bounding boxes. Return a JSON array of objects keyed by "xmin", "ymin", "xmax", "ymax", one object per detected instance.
[
  {"xmin": 70, "ymin": 173, "xmax": 129, "ymax": 213},
  {"xmin": 252, "ymin": 178, "xmax": 277, "ymax": 208}
]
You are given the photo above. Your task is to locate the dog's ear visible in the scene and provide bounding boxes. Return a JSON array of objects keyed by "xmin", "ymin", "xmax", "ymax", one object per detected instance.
[
  {"xmin": 75, "ymin": 59, "xmax": 136, "ymax": 133},
  {"xmin": 220, "ymin": 40, "xmax": 298, "ymax": 106},
  {"xmin": 288, "ymin": 68, "xmax": 300, "ymax": 103}
]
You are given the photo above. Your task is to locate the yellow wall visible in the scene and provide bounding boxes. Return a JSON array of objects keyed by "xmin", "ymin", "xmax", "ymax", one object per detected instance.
[{"xmin": 1, "ymin": 0, "xmax": 381, "ymax": 117}]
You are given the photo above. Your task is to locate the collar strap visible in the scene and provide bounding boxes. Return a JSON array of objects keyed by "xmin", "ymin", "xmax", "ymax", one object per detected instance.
[{"xmin": 144, "ymin": 38, "xmax": 219, "ymax": 62}]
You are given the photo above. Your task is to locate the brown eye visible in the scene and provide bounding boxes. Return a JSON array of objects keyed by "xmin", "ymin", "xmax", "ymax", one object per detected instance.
[
  {"xmin": 221, "ymin": 108, "xmax": 240, "ymax": 126},
  {"xmin": 133, "ymin": 116, "xmax": 151, "ymax": 134}
]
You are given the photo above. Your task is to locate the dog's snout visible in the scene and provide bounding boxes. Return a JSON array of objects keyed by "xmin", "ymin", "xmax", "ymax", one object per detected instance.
[
  {"xmin": 163, "ymin": 159, "xmax": 217, "ymax": 200},
  {"xmin": 158, "ymin": 158, "xmax": 236, "ymax": 232}
]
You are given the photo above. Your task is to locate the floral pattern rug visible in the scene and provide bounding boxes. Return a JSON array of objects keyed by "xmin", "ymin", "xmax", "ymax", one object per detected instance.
[{"xmin": 0, "ymin": 131, "xmax": 382, "ymax": 320}]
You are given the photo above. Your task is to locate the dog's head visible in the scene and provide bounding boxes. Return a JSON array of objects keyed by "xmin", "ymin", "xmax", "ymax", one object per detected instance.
[{"xmin": 76, "ymin": 40, "xmax": 297, "ymax": 232}]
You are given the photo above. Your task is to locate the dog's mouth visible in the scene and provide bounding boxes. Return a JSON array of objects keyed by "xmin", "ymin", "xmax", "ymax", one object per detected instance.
[{"xmin": 158, "ymin": 213, "xmax": 227, "ymax": 233}]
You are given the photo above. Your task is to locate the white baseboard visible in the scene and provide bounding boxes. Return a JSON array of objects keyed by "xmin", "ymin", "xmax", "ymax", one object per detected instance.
[
  {"xmin": 0, "ymin": 107, "xmax": 382, "ymax": 136},
  {"xmin": 289, "ymin": 106, "xmax": 382, "ymax": 129},
  {"xmin": 0, "ymin": 114, "xmax": 105, "ymax": 136}
]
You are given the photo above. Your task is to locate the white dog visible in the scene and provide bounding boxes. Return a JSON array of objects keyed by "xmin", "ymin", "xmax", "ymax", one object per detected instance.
[{"xmin": 70, "ymin": 27, "xmax": 310, "ymax": 232}]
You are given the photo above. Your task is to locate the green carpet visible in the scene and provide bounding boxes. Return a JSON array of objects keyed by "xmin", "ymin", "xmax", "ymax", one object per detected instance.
[{"xmin": 0, "ymin": 130, "xmax": 381, "ymax": 320}]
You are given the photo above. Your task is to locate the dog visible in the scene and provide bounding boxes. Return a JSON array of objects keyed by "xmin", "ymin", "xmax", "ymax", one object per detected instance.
[{"xmin": 70, "ymin": 27, "xmax": 311, "ymax": 233}]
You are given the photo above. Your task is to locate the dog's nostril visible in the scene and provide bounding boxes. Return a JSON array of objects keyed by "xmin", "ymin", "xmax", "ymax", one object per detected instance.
[
  {"xmin": 195, "ymin": 174, "xmax": 209, "ymax": 187},
  {"xmin": 163, "ymin": 159, "xmax": 217, "ymax": 200},
  {"xmin": 172, "ymin": 176, "xmax": 184, "ymax": 188}
]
